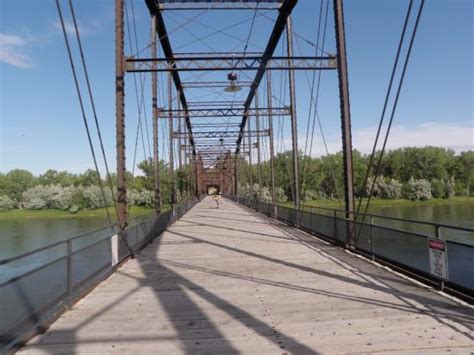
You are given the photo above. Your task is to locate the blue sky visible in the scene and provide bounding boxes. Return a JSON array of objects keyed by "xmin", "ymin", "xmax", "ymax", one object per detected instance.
[{"xmin": 0, "ymin": 0, "xmax": 472, "ymax": 175}]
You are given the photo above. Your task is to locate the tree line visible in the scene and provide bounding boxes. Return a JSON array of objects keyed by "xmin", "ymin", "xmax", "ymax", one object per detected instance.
[
  {"xmin": 0, "ymin": 160, "xmax": 181, "ymax": 212},
  {"xmin": 239, "ymin": 146, "xmax": 473, "ymax": 202},
  {"xmin": 0, "ymin": 146, "xmax": 472, "ymax": 212}
]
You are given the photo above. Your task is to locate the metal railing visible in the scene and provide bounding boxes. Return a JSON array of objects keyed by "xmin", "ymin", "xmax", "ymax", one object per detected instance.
[
  {"xmin": 0, "ymin": 197, "xmax": 200, "ymax": 353},
  {"xmin": 228, "ymin": 196, "xmax": 474, "ymax": 303}
]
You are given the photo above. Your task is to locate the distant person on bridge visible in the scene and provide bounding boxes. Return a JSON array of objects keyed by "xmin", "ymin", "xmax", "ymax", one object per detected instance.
[{"xmin": 213, "ymin": 194, "xmax": 220, "ymax": 209}]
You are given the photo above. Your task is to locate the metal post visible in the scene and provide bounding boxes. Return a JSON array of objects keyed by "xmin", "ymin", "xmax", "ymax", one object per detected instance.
[
  {"xmin": 435, "ymin": 225, "xmax": 444, "ymax": 290},
  {"xmin": 185, "ymin": 124, "xmax": 191, "ymax": 198},
  {"xmin": 370, "ymin": 215, "xmax": 374, "ymax": 260},
  {"xmin": 286, "ymin": 15, "xmax": 300, "ymax": 210},
  {"xmin": 115, "ymin": 0, "xmax": 127, "ymax": 230},
  {"xmin": 255, "ymin": 90, "xmax": 262, "ymax": 199},
  {"xmin": 334, "ymin": 0, "xmax": 355, "ymax": 247},
  {"xmin": 266, "ymin": 71, "xmax": 277, "ymax": 217},
  {"xmin": 66, "ymin": 238, "xmax": 72, "ymax": 306},
  {"xmin": 247, "ymin": 116, "xmax": 253, "ymax": 190},
  {"xmin": 151, "ymin": 15, "xmax": 161, "ymax": 214},
  {"xmin": 177, "ymin": 92, "xmax": 183, "ymax": 199},
  {"xmin": 194, "ymin": 155, "xmax": 199, "ymax": 197},
  {"xmin": 168, "ymin": 73, "xmax": 175, "ymax": 210},
  {"xmin": 234, "ymin": 154, "xmax": 238, "ymax": 196}
]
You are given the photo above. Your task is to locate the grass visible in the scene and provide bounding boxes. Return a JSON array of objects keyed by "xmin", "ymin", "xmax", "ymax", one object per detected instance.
[
  {"xmin": 0, "ymin": 206, "xmax": 154, "ymax": 220},
  {"xmin": 286, "ymin": 196, "xmax": 474, "ymax": 210}
]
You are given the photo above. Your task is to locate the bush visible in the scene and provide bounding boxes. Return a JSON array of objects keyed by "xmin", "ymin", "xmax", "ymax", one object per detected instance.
[
  {"xmin": 303, "ymin": 190, "xmax": 318, "ymax": 202},
  {"xmin": 22, "ymin": 185, "xmax": 49, "ymax": 209},
  {"xmin": 20, "ymin": 184, "xmax": 113, "ymax": 211},
  {"xmin": 131, "ymin": 190, "xmax": 154, "ymax": 208},
  {"xmin": 366, "ymin": 176, "xmax": 402, "ymax": 199},
  {"xmin": 261, "ymin": 186, "xmax": 272, "ymax": 202},
  {"xmin": 83, "ymin": 185, "xmax": 112, "ymax": 209},
  {"xmin": 403, "ymin": 177, "xmax": 432, "ymax": 201},
  {"xmin": 431, "ymin": 179, "xmax": 445, "ymax": 198},
  {"xmin": 383, "ymin": 179, "xmax": 403, "ymax": 199},
  {"xmin": 0, "ymin": 195, "xmax": 15, "ymax": 211},
  {"xmin": 49, "ymin": 185, "xmax": 75, "ymax": 209},
  {"xmin": 366, "ymin": 176, "xmax": 384, "ymax": 198},
  {"xmin": 446, "ymin": 176, "xmax": 456, "ymax": 198},
  {"xmin": 276, "ymin": 187, "xmax": 288, "ymax": 202}
]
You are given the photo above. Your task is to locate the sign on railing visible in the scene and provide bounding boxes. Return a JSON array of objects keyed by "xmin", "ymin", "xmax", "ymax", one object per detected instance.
[{"xmin": 428, "ymin": 238, "xmax": 448, "ymax": 280}]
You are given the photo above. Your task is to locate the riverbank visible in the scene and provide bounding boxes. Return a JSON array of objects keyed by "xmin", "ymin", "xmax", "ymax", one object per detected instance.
[
  {"xmin": 298, "ymin": 196, "xmax": 474, "ymax": 210},
  {"xmin": 0, "ymin": 206, "xmax": 154, "ymax": 220}
]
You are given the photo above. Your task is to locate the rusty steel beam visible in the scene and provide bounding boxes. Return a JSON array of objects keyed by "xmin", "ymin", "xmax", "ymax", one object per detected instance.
[
  {"xmin": 235, "ymin": 0, "xmax": 298, "ymax": 155},
  {"xmin": 115, "ymin": 0, "xmax": 127, "ymax": 229},
  {"xmin": 125, "ymin": 55, "xmax": 336, "ymax": 72},
  {"xmin": 160, "ymin": 107, "xmax": 290, "ymax": 118},
  {"xmin": 145, "ymin": 0, "xmax": 196, "ymax": 155},
  {"xmin": 173, "ymin": 130, "xmax": 269, "ymax": 139},
  {"xmin": 334, "ymin": 0, "xmax": 355, "ymax": 246}
]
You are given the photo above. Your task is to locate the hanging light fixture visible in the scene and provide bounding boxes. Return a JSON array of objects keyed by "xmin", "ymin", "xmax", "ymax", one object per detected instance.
[{"xmin": 224, "ymin": 72, "xmax": 241, "ymax": 93}]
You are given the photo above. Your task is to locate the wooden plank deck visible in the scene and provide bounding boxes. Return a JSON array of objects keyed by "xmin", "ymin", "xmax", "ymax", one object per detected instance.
[{"xmin": 19, "ymin": 197, "xmax": 473, "ymax": 354}]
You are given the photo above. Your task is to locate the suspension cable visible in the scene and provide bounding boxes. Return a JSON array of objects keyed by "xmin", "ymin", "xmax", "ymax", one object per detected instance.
[
  {"xmin": 55, "ymin": 0, "xmax": 113, "ymax": 226},
  {"xmin": 357, "ymin": 0, "xmax": 425, "ymax": 233},
  {"xmin": 67, "ymin": 0, "xmax": 119, "ymax": 218},
  {"xmin": 356, "ymin": 0, "xmax": 418, "ymax": 221}
]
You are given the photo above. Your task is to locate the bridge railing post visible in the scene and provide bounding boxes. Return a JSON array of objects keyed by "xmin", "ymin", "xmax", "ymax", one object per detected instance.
[
  {"xmin": 370, "ymin": 215, "xmax": 375, "ymax": 261},
  {"xmin": 435, "ymin": 225, "xmax": 445, "ymax": 291},
  {"xmin": 333, "ymin": 210, "xmax": 338, "ymax": 243},
  {"xmin": 66, "ymin": 238, "xmax": 73, "ymax": 307}
]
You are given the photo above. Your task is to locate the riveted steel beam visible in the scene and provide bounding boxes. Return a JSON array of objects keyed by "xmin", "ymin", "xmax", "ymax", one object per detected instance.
[{"xmin": 125, "ymin": 55, "xmax": 336, "ymax": 72}]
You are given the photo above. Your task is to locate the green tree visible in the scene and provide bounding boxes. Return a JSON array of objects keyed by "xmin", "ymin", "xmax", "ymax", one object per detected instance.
[{"xmin": 0, "ymin": 169, "xmax": 36, "ymax": 202}]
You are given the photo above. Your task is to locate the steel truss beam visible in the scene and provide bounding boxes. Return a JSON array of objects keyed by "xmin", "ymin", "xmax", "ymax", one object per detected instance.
[
  {"xmin": 160, "ymin": 107, "xmax": 290, "ymax": 118},
  {"xmin": 182, "ymin": 144, "xmax": 238, "ymax": 150},
  {"xmin": 235, "ymin": 0, "xmax": 298, "ymax": 154},
  {"xmin": 157, "ymin": 0, "xmax": 283, "ymax": 11},
  {"xmin": 182, "ymin": 81, "xmax": 253, "ymax": 88},
  {"xmin": 126, "ymin": 55, "xmax": 336, "ymax": 72},
  {"xmin": 190, "ymin": 151, "xmax": 249, "ymax": 156},
  {"xmin": 173, "ymin": 130, "xmax": 269, "ymax": 139},
  {"xmin": 183, "ymin": 139, "xmax": 238, "ymax": 145},
  {"xmin": 187, "ymin": 101, "xmax": 246, "ymax": 107},
  {"xmin": 191, "ymin": 123, "xmax": 242, "ymax": 128},
  {"xmin": 145, "ymin": 0, "xmax": 196, "ymax": 154}
]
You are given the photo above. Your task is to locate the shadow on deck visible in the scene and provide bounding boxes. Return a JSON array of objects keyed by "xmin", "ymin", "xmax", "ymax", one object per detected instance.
[{"xmin": 18, "ymin": 197, "xmax": 474, "ymax": 354}]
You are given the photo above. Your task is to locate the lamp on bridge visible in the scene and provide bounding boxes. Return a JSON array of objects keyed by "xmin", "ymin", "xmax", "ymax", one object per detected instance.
[{"xmin": 224, "ymin": 72, "xmax": 241, "ymax": 93}]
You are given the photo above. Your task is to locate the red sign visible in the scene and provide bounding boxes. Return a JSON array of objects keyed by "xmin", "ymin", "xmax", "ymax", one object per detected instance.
[{"xmin": 429, "ymin": 239, "xmax": 446, "ymax": 251}]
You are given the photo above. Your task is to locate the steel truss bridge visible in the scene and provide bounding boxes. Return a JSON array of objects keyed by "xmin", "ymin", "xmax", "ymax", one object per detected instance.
[
  {"xmin": 113, "ymin": 0, "xmax": 355, "ymax": 235},
  {"xmin": 4, "ymin": 1, "xmax": 474, "ymax": 353}
]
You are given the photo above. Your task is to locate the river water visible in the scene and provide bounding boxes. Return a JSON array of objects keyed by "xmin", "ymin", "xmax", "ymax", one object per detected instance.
[{"xmin": 0, "ymin": 202, "xmax": 473, "ymax": 260}]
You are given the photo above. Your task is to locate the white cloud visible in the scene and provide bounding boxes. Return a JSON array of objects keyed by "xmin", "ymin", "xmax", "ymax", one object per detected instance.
[
  {"xmin": 351, "ymin": 121, "xmax": 473, "ymax": 153},
  {"xmin": 287, "ymin": 121, "xmax": 473, "ymax": 157},
  {"xmin": 53, "ymin": 20, "xmax": 90, "ymax": 36},
  {"xmin": 0, "ymin": 33, "xmax": 33, "ymax": 68}
]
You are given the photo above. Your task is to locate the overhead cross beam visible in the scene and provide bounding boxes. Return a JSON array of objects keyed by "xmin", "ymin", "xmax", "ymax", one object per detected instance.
[
  {"xmin": 182, "ymin": 144, "xmax": 238, "ymax": 151},
  {"xmin": 235, "ymin": 0, "xmax": 298, "ymax": 154},
  {"xmin": 173, "ymin": 130, "xmax": 269, "ymax": 139},
  {"xmin": 125, "ymin": 55, "xmax": 336, "ymax": 72},
  {"xmin": 145, "ymin": 0, "xmax": 196, "ymax": 155},
  {"xmin": 160, "ymin": 107, "xmax": 290, "ymax": 118},
  {"xmin": 182, "ymin": 81, "xmax": 253, "ymax": 88},
  {"xmin": 156, "ymin": 0, "xmax": 284, "ymax": 11}
]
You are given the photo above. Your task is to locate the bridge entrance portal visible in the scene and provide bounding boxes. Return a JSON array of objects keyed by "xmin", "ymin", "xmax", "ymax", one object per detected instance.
[{"xmin": 207, "ymin": 184, "xmax": 220, "ymax": 195}]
